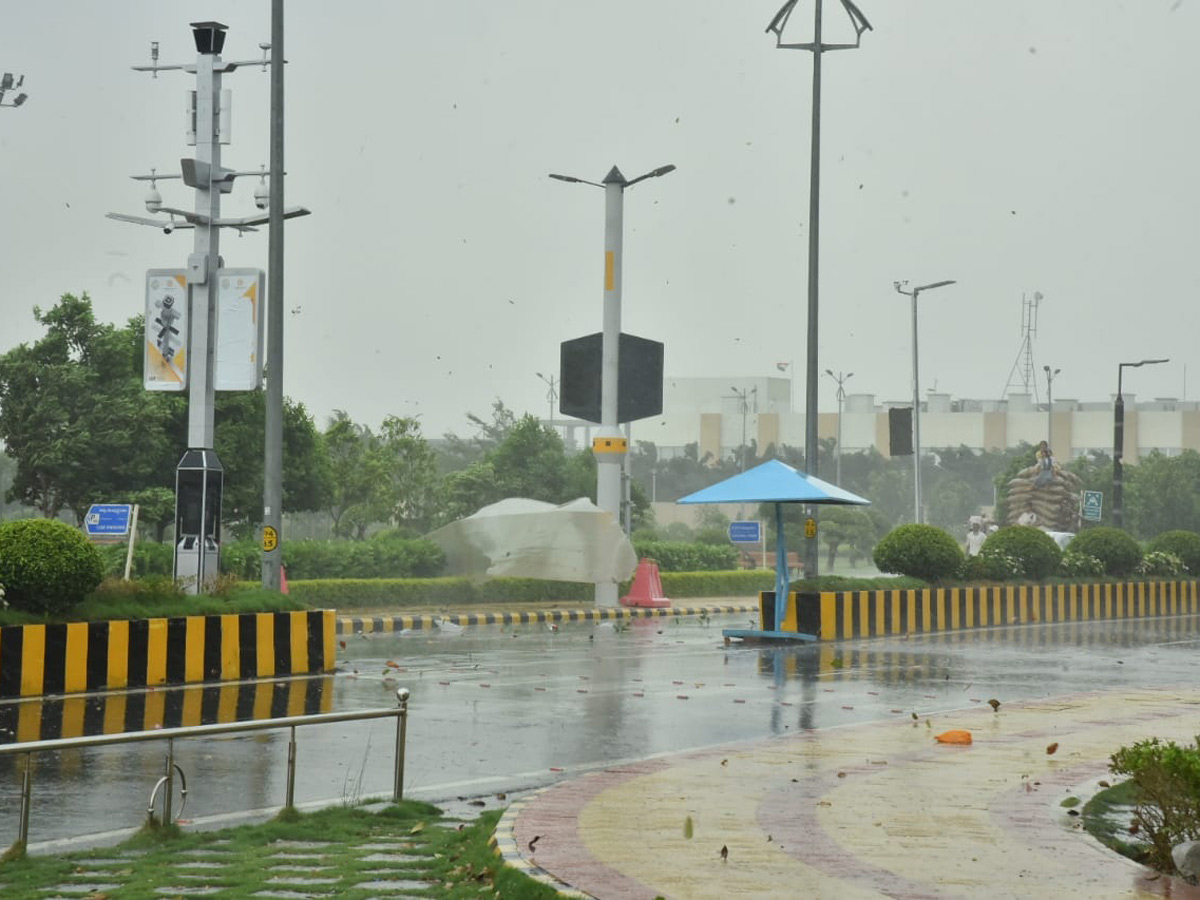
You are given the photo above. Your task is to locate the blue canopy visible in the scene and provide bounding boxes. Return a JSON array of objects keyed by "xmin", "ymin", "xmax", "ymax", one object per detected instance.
[
  {"xmin": 676, "ymin": 459, "xmax": 870, "ymax": 507},
  {"xmin": 677, "ymin": 459, "xmax": 870, "ymax": 633}
]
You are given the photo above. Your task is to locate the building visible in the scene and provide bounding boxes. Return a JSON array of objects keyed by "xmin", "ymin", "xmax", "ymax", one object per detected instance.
[{"xmin": 621, "ymin": 377, "xmax": 1200, "ymax": 465}]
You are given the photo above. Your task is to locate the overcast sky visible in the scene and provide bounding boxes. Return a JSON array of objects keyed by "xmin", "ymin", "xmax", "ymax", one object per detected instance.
[{"xmin": 0, "ymin": 1, "xmax": 1196, "ymax": 440}]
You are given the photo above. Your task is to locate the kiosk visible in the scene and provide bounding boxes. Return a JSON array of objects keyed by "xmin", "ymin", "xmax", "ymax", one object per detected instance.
[{"xmin": 174, "ymin": 448, "xmax": 223, "ymax": 593}]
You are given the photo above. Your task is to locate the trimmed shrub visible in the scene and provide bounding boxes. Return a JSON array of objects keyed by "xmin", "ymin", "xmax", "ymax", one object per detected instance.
[
  {"xmin": 1147, "ymin": 530, "xmax": 1200, "ymax": 575},
  {"xmin": 1110, "ymin": 736, "xmax": 1200, "ymax": 872},
  {"xmin": 961, "ymin": 551, "xmax": 1021, "ymax": 582},
  {"xmin": 872, "ymin": 524, "xmax": 963, "ymax": 581},
  {"xmin": 631, "ymin": 541, "xmax": 738, "ymax": 572},
  {"xmin": 1067, "ymin": 528, "xmax": 1143, "ymax": 577},
  {"xmin": 1061, "ymin": 550, "xmax": 1105, "ymax": 578},
  {"xmin": 977, "ymin": 525, "xmax": 1062, "ymax": 580},
  {"xmin": 0, "ymin": 519, "xmax": 105, "ymax": 616},
  {"xmin": 1137, "ymin": 551, "xmax": 1185, "ymax": 578}
]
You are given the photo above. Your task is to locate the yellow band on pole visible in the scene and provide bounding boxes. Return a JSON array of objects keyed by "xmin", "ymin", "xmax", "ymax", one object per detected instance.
[
  {"xmin": 593, "ymin": 436, "xmax": 628, "ymax": 453},
  {"xmin": 605, "ymin": 251, "xmax": 615, "ymax": 291}
]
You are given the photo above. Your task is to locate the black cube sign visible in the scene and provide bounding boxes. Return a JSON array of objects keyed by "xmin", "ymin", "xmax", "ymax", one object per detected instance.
[{"xmin": 560, "ymin": 332, "xmax": 664, "ymax": 424}]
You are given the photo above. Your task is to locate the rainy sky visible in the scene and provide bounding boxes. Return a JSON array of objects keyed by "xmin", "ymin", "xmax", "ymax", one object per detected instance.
[{"xmin": 0, "ymin": 1, "xmax": 1195, "ymax": 438}]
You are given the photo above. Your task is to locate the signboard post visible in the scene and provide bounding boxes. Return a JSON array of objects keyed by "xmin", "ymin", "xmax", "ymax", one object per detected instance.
[
  {"xmin": 84, "ymin": 504, "xmax": 134, "ymax": 538},
  {"xmin": 1081, "ymin": 490, "xmax": 1103, "ymax": 522},
  {"xmin": 729, "ymin": 520, "xmax": 766, "ymax": 570}
]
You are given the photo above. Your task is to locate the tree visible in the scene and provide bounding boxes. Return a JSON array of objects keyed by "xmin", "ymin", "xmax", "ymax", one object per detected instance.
[
  {"xmin": 437, "ymin": 400, "xmax": 517, "ymax": 472},
  {"xmin": 374, "ymin": 415, "xmax": 440, "ymax": 533},
  {"xmin": 0, "ymin": 295, "xmax": 175, "ymax": 521},
  {"xmin": 324, "ymin": 410, "xmax": 382, "ymax": 538},
  {"xmin": 1125, "ymin": 450, "xmax": 1200, "ymax": 538}
]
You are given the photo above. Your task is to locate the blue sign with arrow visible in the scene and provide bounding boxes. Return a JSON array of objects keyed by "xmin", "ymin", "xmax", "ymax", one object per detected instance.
[
  {"xmin": 84, "ymin": 504, "xmax": 133, "ymax": 537},
  {"xmin": 728, "ymin": 520, "xmax": 762, "ymax": 544}
]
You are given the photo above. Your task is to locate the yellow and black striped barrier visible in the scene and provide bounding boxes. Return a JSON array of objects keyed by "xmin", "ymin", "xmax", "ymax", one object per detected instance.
[
  {"xmin": 771, "ymin": 580, "xmax": 1200, "ymax": 642},
  {"xmin": 0, "ymin": 610, "xmax": 337, "ymax": 699},
  {"xmin": 0, "ymin": 676, "xmax": 334, "ymax": 746},
  {"xmin": 337, "ymin": 604, "xmax": 758, "ymax": 635}
]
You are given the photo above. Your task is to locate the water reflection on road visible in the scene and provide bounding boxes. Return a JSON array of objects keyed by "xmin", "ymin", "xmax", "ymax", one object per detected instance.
[{"xmin": 3, "ymin": 612, "xmax": 1199, "ymax": 849}]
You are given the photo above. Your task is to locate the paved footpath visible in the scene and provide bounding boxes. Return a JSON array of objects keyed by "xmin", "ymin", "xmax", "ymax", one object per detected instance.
[{"xmin": 495, "ymin": 686, "xmax": 1200, "ymax": 899}]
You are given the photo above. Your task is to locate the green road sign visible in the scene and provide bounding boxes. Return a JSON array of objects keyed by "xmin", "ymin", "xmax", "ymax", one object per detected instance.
[{"xmin": 1082, "ymin": 490, "xmax": 1103, "ymax": 522}]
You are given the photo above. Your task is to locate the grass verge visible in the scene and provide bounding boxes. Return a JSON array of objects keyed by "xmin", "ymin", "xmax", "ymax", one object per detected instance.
[
  {"xmin": 1081, "ymin": 779, "xmax": 1151, "ymax": 865},
  {"xmin": 0, "ymin": 802, "xmax": 560, "ymax": 899}
]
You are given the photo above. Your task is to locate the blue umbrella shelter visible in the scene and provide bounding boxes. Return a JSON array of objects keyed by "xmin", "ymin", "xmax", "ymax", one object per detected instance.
[{"xmin": 677, "ymin": 459, "xmax": 870, "ymax": 641}]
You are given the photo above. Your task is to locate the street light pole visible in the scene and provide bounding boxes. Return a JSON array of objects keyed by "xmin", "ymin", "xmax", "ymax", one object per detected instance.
[
  {"xmin": 824, "ymin": 369, "xmax": 852, "ymax": 485},
  {"xmin": 894, "ymin": 279, "xmax": 956, "ymax": 524},
  {"xmin": 1043, "ymin": 365, "xmax": 1060, "ymax": 447},
  {"xmin": 767, "ymin": 0, "xmax": 871, "ymax": 579},
  {"xmin": 729, "ymin": 386, "xmax": 757, "ymax": 473},
  {"xmin": 1113, "ymin": 358, "xmax": 1169, "ymax": 529},
  {"xmin": 549, "ymin": 164, "xmax": 675, "ymax": 606},
  {"xmin": 535, "ymin": 371, "xmax": 559, "ymax": 432}
]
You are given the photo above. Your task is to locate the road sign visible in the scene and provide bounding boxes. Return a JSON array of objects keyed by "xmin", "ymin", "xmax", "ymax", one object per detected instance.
[
  {"xmin": 262, "ymin": 525, "xmax": 278, "ymax": 552},
  {"xmin": 804, "ymin": 517, "xmax": 817, "ymax": 539},
  {"xmin": 1082, "ymin": 490, "xmax": 1103, "ymax": 522},
  {"xmin": 84, "ymin": 504, "xmax": 133, "ymax": 537},
  {"xmin": 728, "ymin": 520, "xmax": 761, "ymax": 544}
]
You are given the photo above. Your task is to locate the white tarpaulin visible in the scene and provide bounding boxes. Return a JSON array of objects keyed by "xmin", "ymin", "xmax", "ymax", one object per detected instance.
[{"xmin": 427, "ymin": 497, "xmax": 638, "ymax": 583}]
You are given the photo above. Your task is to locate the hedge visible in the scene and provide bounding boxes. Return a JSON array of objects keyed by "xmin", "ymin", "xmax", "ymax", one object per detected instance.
[
  {"xmin": 1067, "ymin": 527, "xmax": 1143, "ymax": 577},
  {"xmin": 0, "ymin": 519, "xmax": 105, "ymax": 616},
  {"xmin": 873, "ymin": 524, "xmax": 964, "ymax": 581},
  {"xmin": 1146, "ymin": 530, "xmax": 1200, "ymax": 575}
]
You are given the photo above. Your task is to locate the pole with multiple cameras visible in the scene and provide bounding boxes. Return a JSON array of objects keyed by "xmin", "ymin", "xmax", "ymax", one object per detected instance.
[{"xmin": 108, "ymin": 21, "xmax": 309, "ymax": 593}]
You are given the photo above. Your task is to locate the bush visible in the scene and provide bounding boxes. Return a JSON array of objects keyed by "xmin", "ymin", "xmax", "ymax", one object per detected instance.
[
  {"xmin": 1137, "ymin": 551, "xmax": 1186, "ymax": 578},
  {"xmin": 872, "ymin": 524, "xmax": 963, "ymax": 581},
  {"xmin": 1061, "ymin": 550, "xmax": 1106, "ymax": 578},
  {"xmin": 1147, "ymin": 531, "xmax": 1200, "ymax": 575},
  {"xmin": 1067, "ymin": 528, "xmax": 1143, "ymax": 577},
  {"xmin": 631, "ymin": 541, "xmax": 738, "ymax": 572},
  {"xmin": 1110, "ymin": 736, "xmax": 1200, "ymax": 872},
  {"xmin": 0, "ymin": 519, "xmax": 105, "ymax": 616},
  {"xmin": 961, "ymin": 551, "xmax": 1021, "ymax": 582},
  {"xmin": 976, "ymin": 525, "xmax": 1062, "ymax": 580}
]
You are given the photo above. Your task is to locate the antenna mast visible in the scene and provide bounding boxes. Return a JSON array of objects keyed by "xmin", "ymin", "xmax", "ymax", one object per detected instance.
[{"xmin": 1001, "ymin": 291, "xmax": 1042, "ymax": 402}]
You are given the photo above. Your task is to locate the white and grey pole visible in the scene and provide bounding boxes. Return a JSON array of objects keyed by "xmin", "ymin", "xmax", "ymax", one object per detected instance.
[{"xmin": 550, "ymin": 164, "xmax": 674, "ymax": 606}]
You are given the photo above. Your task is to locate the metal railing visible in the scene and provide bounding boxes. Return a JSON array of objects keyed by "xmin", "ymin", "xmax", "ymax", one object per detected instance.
[{"xmin": 0, "ymin": 686, "xmax": 410, "ymax": 853}]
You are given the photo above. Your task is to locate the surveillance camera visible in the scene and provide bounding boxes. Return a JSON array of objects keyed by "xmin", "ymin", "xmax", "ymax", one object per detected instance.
[
  {"xmin": 163, "ymin": 223, "xmax": 174, "ymax": 235},
  {"xmin": 253, "ymin": 182, "xmax": 269, "ymax": 210},
  {"xmin": 145, "ymin": 186, "xmax": 163, "ymax": 214}
]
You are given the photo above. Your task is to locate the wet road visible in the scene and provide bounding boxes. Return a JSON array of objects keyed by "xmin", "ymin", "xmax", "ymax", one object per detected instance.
[{"xmin": 3, "ymin": 612, "xmax": 1199, "ymax": 850}]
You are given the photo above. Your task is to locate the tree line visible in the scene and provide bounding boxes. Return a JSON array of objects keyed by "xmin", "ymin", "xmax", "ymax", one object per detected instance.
[{"xmin": 2, "ymin": 294, "xmax": 1197, "ymax": 547}]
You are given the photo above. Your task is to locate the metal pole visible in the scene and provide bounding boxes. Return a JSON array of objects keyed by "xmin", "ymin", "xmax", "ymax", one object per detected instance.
[
  {"xmin": 911, "ymin": 289, "xmax": 921, "ymax": 523},
  {"xmin": 285, "ymin": 725, "xmax": 297, "ymax": 808},
  {"xmin": 17, "ymin": 752, "xmax": 32, "ymax": 851},
  {"xmin": 802, "ymin": 0, "xmax": 824, "ymax": 579},
  {"xmin": 835, "ymin": 388, "xmax": 843, "ymax": 486},
  {"xmin": 262, "ymin": 0, "xmax": 285, "ymax": 590},
  {"xmin": 393, "ymin": 688, "xmax": 409, "ymax": 802},
  {"xmin": 1113, "ymin": 384, "xmax": 1124, "ymax": 530},
  {"xmin": 594, "ymin": 168, "xmax": 626, "ymax": 608},
  {"xmin": 163, "ymin": 738, "xmax": 175, "ymax": 825}
]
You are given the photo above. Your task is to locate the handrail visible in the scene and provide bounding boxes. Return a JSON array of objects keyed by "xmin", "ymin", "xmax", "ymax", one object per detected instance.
[{"xmin": 3, "ymin": 687, "xmax": 410, "ymax": 857}]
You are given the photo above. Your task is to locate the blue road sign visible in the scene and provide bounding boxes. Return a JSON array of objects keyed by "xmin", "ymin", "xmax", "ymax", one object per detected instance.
[
  {"xmin": 729, "ymin": 520, "xmax": 762, "ymax": 544},
  {"xmin": 1081, "ymin": 491, "xmax": 1103, "ymax": 522},
  {"xmin": 84, "ymin": 504, "xmax": 133, "ymax": 537}
]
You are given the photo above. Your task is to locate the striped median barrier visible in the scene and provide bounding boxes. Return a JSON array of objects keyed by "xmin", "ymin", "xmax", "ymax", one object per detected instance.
[
  {"xmin": 761, "ymin": 579, "xmax": 1200, "ymax": 641},
  {"xmin": 0, "ymin": 610, "xmax": 336, "ymax": 700}
]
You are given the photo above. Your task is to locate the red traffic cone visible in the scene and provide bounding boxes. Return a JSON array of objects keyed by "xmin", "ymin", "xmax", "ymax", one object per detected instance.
[{"xmin": 620, "ymin": 558, "xmax": 671, "ymax": 608}]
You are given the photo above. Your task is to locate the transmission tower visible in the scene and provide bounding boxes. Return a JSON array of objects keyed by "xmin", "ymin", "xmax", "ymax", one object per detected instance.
[{"xmin": 1001, "ymin": 291, "xmax": 1042, "ymax": 402}]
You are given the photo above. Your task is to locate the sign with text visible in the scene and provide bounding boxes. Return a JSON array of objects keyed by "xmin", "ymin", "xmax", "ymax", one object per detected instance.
[
  {"xmin": 84, "ymin": 504, "xmax": 133, "ymax": 537},
  {"xmin": 214, "ymin": 269, "xmax": 265, "ymax": 391},
  {"xmin": 728, "ymin": 520, "xmax": 762, "ymax": 544},
  {"xmin": 1082, "ymin": 490, "xmax": 1103, "ymax": 522}
]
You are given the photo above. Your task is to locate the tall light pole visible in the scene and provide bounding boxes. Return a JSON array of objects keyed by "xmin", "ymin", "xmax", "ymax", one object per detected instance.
[
  {"xmin": 535, "ymin": 371, "xmax": 559, "ymax": 431},
  {"xmin": 894, "ymin": 279, "xmax": 956, "ymax": 524},
  {"xmin": 1113, "ymin": 358, "xmax": 1168, "ymax": 529},
  {"xmin": 824, "ymin": 369, "xmax": 852, "ymax": 485},
  {"xmin": 549, "ymin": 164, "xmax": 675, "ymax": 606},
  {"xmin": 729, "ymin": 386, "xmax": 757, "ymax": 472},
  {"xmin": 0, "ymin": 72, "xmax": 28, "ymax": 108},
  {"xmin": 767, "ymin": 0, "xmax": 871, "ymax": 578},
  {"xmin": 1043, "ymin": 365, "xmax": 1060, "ymax": 446}
]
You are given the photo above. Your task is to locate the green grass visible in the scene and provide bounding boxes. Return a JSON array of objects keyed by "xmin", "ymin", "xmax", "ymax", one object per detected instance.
[
  {"xmin": 1081, "ymin": 779, "xmax": 1150, "ymax": 864},
  {"xmin": 0, "ymin": 802, "xmax": 561, "ymax": 899}
]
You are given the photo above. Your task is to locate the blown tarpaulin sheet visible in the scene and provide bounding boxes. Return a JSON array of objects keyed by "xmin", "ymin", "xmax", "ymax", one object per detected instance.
[{"xmin": 427, "ymin": 497, "xmax": 638, "ymax": 583}]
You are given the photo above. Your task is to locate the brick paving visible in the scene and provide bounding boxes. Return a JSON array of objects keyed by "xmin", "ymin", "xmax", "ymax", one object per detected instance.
[{"xmin": 496, "ymin": 687, "xmax": 1200, "ymax": 899}]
